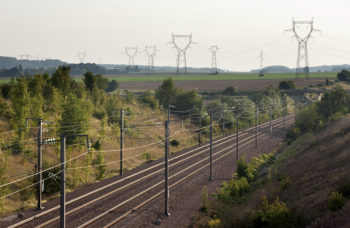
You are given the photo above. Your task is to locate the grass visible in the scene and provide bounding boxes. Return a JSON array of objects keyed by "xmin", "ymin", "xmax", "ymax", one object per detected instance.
[
  {"xmin": 89, "ymin": 72, "xmax": 337, "ymax": 82},
  {"xmin": 0, "ymin": 72, "xmax": 337, "ymax": 84}
]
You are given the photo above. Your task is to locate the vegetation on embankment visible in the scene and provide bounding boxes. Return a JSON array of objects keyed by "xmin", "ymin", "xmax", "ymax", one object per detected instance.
[
  {"xmin": 0, "ymin": 68, "xmax": 296, "ymax": 216},
  {"xmin": 192, "ymin": 86, "xmax": 350, "ymax": 228}
]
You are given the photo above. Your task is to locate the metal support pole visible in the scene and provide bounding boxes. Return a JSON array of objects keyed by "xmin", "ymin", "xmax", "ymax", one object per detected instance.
[
  {"xmin": 60, "ymin": 136, "xmax": 66, "ymax": 228},
  {"xmin": 168, "ymin": 105, "xmax": 171, "ymax": 124},
  {"xmin": 209, "ymin": 112, "xmax": 213, "ymax": 181},
  {"xmin": 255, "ymin": 104, "xmax": 258, "ymax": 149},
  {"xmin": 37, "ymin": 119, "xmax": 43, "ymax": 210},
  {"xmin": 283, "ymin": 95, "xmax": 286, "ymax": 128},
  {"xmin": 236, "ymin": 111, "xmax": 239, "ymax": 161},
  {"xmin": 120, "ymin": 109, "xmax": 124, "ymax": 175},
  {"xmin": 222, "ymin": 104, "xmax": 225, "ymax": 137},
  {"xmin": 269, "ymin": 106, "xmax": 272, "ymax": 140},
  {"xmin": 198, "ymin": 108, "xmax": 201, "ymax": 146},
  {"xmin": 164, "ymin": 121, "xmax": 170, "ymax": 216}
]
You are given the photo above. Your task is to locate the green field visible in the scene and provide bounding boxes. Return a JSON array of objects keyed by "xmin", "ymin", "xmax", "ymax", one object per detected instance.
[
  {"xmin": 0, "ymin": 72, "xmax": 337, "ymax": 83},
  {"xmin": 87, "ymin": 72, "xmax": 337, "ymax": 82}
]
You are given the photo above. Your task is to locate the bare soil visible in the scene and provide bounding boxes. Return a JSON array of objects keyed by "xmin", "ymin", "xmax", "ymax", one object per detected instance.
[{"xmin": 119, "ymin": 78, "xmax": 325, "ymax": 91}]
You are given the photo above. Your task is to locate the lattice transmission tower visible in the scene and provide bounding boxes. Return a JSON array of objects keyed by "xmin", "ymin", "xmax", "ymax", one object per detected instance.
[
  {"xmin": 168, "ymin": 34, "xmax": 195, "ymax": 75},
  {"xmin": 285, "ymin": 18, "xmax": 320, "ymax": 79},
  {"xmin": 145, "ymin": 45, "xmax": 157, "ymax": 70},
  {"xmin": 209, "ymin": 45, "xmax": 219, "ymax": 74},
  {"xmin": 259, "ymin": 50, "xmax": 264, "ymax": 77},
  {"xmin": 77, "ymin": 52, "xmax": 86, "ymax": 63},
  {"xmin": 125, "ymin": 47, "xmax": 138, "ymax": 67}
]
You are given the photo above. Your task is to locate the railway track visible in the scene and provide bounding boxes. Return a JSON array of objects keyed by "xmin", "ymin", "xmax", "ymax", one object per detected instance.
[{"xmin": 5, "ymin": 114, "xmax": 294, "ymax": 228}]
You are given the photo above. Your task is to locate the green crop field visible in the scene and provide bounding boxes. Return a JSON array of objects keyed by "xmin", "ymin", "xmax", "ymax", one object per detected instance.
[
  {"xmin": 106, "ymin": 72, "xmax": 337, "ymax": 82},
  {"xmin": 0, "ymin": 72, "xmax": 337, "ymax": 84}
]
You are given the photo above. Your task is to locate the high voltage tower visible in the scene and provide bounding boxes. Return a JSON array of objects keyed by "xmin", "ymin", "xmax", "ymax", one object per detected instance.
[
  {"xmin": 145, "ymin": 45, "xmax": 157, "ymax": 70},
  {"xmin": 259, "ymin": 50, "xmax": 264, "ymax": 77},
  {"xmin": 209, "ymin": 45, "xmax": 219, "ymax": 74},
  {"xmin": 125, "ymin": 46, "xmax": 138, "ymax": 67},
  {"xmin": 169, "ymin": 34, "xmax": 195, "ymax": 75},
  {"xmin": 286, "ymin": 18, "xmax": 320, "ymax": 79},
  {"xmin": 18, "ymin": 54, "xmax": 30, "ymax": 60},
  {"xmin": 77, "ymin": 52, "xmax": 86, "ymax": 63}
]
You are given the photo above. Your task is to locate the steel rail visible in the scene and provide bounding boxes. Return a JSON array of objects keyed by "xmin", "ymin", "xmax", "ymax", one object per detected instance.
[
  {"xmin": 78, "ymin": 119, "xmax": 294, "ymax": 228},
  {"xmin": 9, "ymin": 114, "xmax": 293, "ymax": 228},
  {"xmin": 35, "ymin": 117, "xmax": 289, "ymax": 228}
]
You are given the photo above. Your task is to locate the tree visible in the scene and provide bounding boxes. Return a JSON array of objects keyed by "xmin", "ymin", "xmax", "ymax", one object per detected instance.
[
  {"xmin": 50, "ymin": 66, "xmax": 72, "ymax": 94},
  {"xmin": 10, "ymin": 79, "xmax": 30, "ymax": 138},
  {"xmin": 60, "ymin": 95, "xmax": 92, "ymax": 139},
  {"xmin": 83, "ymin": 72, "xmax": 109, "ymax": 92},
  {"xmin": 337, "ymin": 69, "xmax": 350, "ymax": 81},
  {"xmin": 155, "ymin": 78, "xmax": 179, "ymax": 107},
  {"xmin": 175, "ymin": 89, "xmax": 202, "ymax": 111},
  {"xmin": 105, "ymin": 80, "xmax": 119, "ymax": 92}
]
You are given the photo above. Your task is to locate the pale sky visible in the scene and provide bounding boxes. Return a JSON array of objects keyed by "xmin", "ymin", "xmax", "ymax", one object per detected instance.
[{"xmin": 1, "ymin": 0, "xmax": 350, "ymax": 71}]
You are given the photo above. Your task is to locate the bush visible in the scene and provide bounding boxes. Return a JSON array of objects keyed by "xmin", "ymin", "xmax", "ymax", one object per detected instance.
[
  {"xmin": 337, "ymin": 69, "xmax": 350, "ymax": 81},
  {"xmin": 253, "ymin": 196, "xmax": 298, "ymax": 228},
  {"xmin": 43, "ymin": 165, "xmax": 61, "ymax": 196},
  {"xmin": 200, "ymin": 186, "xmax": 209, "ymax": 213},
  {"xmin": 278, "ymin": 81, "xmax": 296, "ymax": 90},
  {"xmin": 105, "ymin": 80, "xmax": 119, "ymax": 92},
  {"xmin": 286, "ymin": 128, "xmax": 300, "ymax": 144},
  {"xmin": 279, "ymin": 176, "xmax": 292, "ymax": 190},
  {"xmin": 223, "ymin": 85, "xmax": 238, "ymax": 96},
  {"xmin": 208, "ymin": 219, "xmax": 221, "ymax": 228},
  {"xmin": 337, "ymin": 181, "xmax": 350, "ymax": 197},
  {"xmin": 139, "ymin": 91, "xmax": 159, "ymax": 109},
  {"xmin": 170, "ymin": 139, "xmax": 180, "ymax": 147},
  {"xmin": 328, "ymin": 191, "xmax": 346, "ymax": 211},
  {"xmin": 237, "ymin": 158, "xmax": 254, "ymax": 182}
]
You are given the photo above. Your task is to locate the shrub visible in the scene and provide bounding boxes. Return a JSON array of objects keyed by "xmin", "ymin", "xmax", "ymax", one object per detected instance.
[
  {"xmin": 208, "ymin": 218, "xmax": 221, "ymax": 228},
  {"xmin": 253, "ymin": 196, "xmax": 298, "ymax": 228},
  {"xmin": 42, "ymin": 165, "xmax": 61, "ymax": 196},
  {"xmin": 105, "ymin": 80, "xmax": 119, "ymax": 92},
  {"xmin": 92, "ymin": 140, "xmax": 102, "ymax": 151},
  {"xmin": 200, "ymin": 186, "xmax": 209, "ymax": 213},
  {"xmin": 139, "ymin": 91, "xmax": 159, "ymax": 109},
  {"xmin": 142, "ymin": 152, "xmax": 152, "ymax": 162},
  {"xmin": 218, "ymin": 177, "xmax": 250, "ymax": 202},
  {"xmin": 337, "ymin": 181, "xmax": 350, "ymax": 197},
  {"xmin": 328, "ymin": 191, "xmax": 346, "ymax": 211},
  {"xmin": 93, "ymin": 151, "xmax": 106, "ymax": 180},
  {"xmin": 237, "ymin": 158, "xmax": 254, "ymax": 182},
  {"xmin": 337, "ymin": 69, "xmax": 350, "ymax": 81},
  {"xmin": 223, "ymin": 85, "xmax": 238, "ymax": 96},
  {"xmin": 170, "ymin": 139, "xmax": 180, "ymax": 147},
  {"xmin": 286, "ymin": 128, "xmax": 300, "ymax": 144},
  {"xmin": 279, "ymin": 176, "xmax": 292, "ymax": 191},
  {"xmin": 278, "ymin": 81, "xmax": 296, "ymax": 90}
]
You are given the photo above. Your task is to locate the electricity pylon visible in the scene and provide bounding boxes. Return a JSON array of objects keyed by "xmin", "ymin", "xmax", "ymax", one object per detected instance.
[
  {"xmin": 209, "ymin": 45, "xmax": 219, "ymax": 74},
  {"xmin": 125, "ymin": 47, "xmax": 138, "ymax": 67},
  {"xmin": 259, "ymin": 50, "xmax": 264, "ymax": 77},
  {"xmin": 145, "ymin": 45, "xmax": 157, "ymax": 71},
  {"xmin": 285, "ymin": 18, "xmax": 320, "ymax": 79},
  {"xmin": 168, "ymin": 34, "xmax": 195, "ymax": 75},
  {"xmin": 18, "ymin": 55, "xmax": 30, "ymax": 60},
  {"xmin": 77, "ymin": 52, "xmax": 86, "ymax": 63}
]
